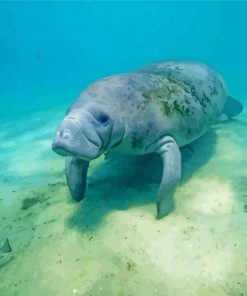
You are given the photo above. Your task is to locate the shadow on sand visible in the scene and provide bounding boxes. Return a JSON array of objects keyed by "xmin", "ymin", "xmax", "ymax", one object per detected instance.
[{"xmin": 67, "ymin": 130, "xmax": 217, "ymax": 232}]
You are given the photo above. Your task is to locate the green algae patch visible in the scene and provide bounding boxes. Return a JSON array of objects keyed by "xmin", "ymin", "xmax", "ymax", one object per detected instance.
[
  {"xmin": 20, "ymin": 181, "xmax": 68, "ymax": 210},
  {"xmin": 142, "ymin": 79, "xmax": 195, "ymax": 118},
  {"xmin": 126, "ymin": 260, "xmax": 137, "ymax": 272},
  {"xmin": 143, "ymin": 88, "xmax": 174, "ymax": 117},
  {"xmin": 162, "ymin": 100, "xmax": 172, "ymax": 116},
  {"xmin": 21, "ymin": 192, "xmax": 49, "ymax": 210},
  {"xmin": 210, "ymin": 86, "xmax": 219, "ymax": 97},
  {"xmin": 166, "ymin": 75, "xmax": 191, "ymax": 93}
]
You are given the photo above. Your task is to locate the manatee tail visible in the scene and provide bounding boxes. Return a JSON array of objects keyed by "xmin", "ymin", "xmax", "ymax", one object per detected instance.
[{"xmin": 222, "ymin": 96, "xmax": 243, "ymax": 119}]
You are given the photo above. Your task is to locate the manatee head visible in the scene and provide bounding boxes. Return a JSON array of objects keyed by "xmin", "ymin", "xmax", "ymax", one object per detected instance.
[{"xmin": 52, "ymin": 105, "xmax": 119, "ymax": 161}]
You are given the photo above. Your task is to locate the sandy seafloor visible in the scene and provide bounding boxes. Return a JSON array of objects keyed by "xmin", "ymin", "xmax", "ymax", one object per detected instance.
[{"xmin": 0, "ymin": 92, "xmax": 247, "ymax": 296}]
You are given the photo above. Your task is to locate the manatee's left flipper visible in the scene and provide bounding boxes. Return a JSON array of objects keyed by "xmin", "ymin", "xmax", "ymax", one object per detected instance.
[
  {"xmin": 65, "ymin": 156, "xmax": 89, "ymax": 202},
  {"xmin": 154, "ymin": 135, "xmax": 181, "ymax": 219}
]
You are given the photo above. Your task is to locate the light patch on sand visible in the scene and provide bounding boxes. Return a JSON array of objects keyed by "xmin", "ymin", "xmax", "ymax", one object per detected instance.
[
  {"xmin": 215, "ymin": 137, "xmax": 247, "ymax": 163},
  {"xmin": 184, "ymin": 177, "xmax": 234, "ymax": 215},
  {"xmin": 145, "ymin": 224, "xmax": 235, "ymax": 284},
  {"xmin": 102, "ymin": 209, "xmax": 236, "ymax": 289},
  {"xmin": 199, "ymin": 250, "xmax": 234, "ymax": 280}
]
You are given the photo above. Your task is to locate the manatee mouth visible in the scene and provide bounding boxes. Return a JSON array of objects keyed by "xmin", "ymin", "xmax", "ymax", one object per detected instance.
[
  {"xmin": 52, "ymin": 117, "xmax": 102, "ymax": 161},
  {"xmin": 52, "ymin": 145, "xmax": 71, "ymax": 157}
]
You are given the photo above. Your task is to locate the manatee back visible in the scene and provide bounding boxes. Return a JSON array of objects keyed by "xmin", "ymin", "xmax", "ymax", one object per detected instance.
[
  {"xmin": 136, "ymin": 60, "xmax": 228, "ymax": 146},
  {"xmin": 138, "ymin": 60, "xmax": 228, "ymax": 115}
]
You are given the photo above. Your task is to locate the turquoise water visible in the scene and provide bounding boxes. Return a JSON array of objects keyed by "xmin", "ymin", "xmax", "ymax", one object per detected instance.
[
  {"xmin": 1, "ymin": 2, "xmax": 247, "ymax": 100},
  {"xmin": 0, "ymin": 2, "xmax": 247, "ymax": 296}
]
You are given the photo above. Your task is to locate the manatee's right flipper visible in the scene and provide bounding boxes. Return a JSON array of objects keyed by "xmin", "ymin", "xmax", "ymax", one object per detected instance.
[
  {"xmin": 0, "ymin": 238, "xmax": 12, "ymax": 254},
  {"xmin": 65, "ymin": 156, "xmax": 89, "ymax": 202},
  {"xmin": 154, "ymin": 135, "xmax": 181, "ymax": 219},
  {"xmin": 222, "ymin": 96, "xmax": 243, "ymax": 119}
]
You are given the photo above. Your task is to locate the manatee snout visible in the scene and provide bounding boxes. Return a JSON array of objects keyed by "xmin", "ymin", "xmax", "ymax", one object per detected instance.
[{"xmin": 52, "ymin": 109, "xmax": 113, "ymax": 161}]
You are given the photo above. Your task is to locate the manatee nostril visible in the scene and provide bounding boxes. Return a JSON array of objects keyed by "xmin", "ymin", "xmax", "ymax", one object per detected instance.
[{"xmin": 59, "ymin": 130, "xmax": 70, "ymax": 139}]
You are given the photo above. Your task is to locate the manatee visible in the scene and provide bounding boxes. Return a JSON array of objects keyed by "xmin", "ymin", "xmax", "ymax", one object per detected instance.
[{"xmin": 52, "ymin": 60, "xmax": 243, "ymax": 218}]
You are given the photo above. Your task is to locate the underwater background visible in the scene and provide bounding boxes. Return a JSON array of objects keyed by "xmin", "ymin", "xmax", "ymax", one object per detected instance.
[{"xmin": 0, "ymin": 1, "xmax": 247, "ymax": 295}]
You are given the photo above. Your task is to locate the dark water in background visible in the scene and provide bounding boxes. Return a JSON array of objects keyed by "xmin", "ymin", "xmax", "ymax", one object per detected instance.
[{"xmin": 0, "ymin": 1, "xmax": 247, "ymax": 118}]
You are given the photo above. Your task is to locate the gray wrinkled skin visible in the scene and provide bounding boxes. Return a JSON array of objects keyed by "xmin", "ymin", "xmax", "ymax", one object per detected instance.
[
  {"xmin": 52, "ymin": 60, "xmax": 232, "ymax": 218},
  {"xmin": 54, "ymin": 60, "xmax": 227, "ymax": 156}
]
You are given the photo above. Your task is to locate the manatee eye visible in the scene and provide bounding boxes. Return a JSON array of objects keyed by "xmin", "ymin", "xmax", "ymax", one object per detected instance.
[{"xmin": 94, "ymin": 111, "xmax": 109, "ymax": 125}]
